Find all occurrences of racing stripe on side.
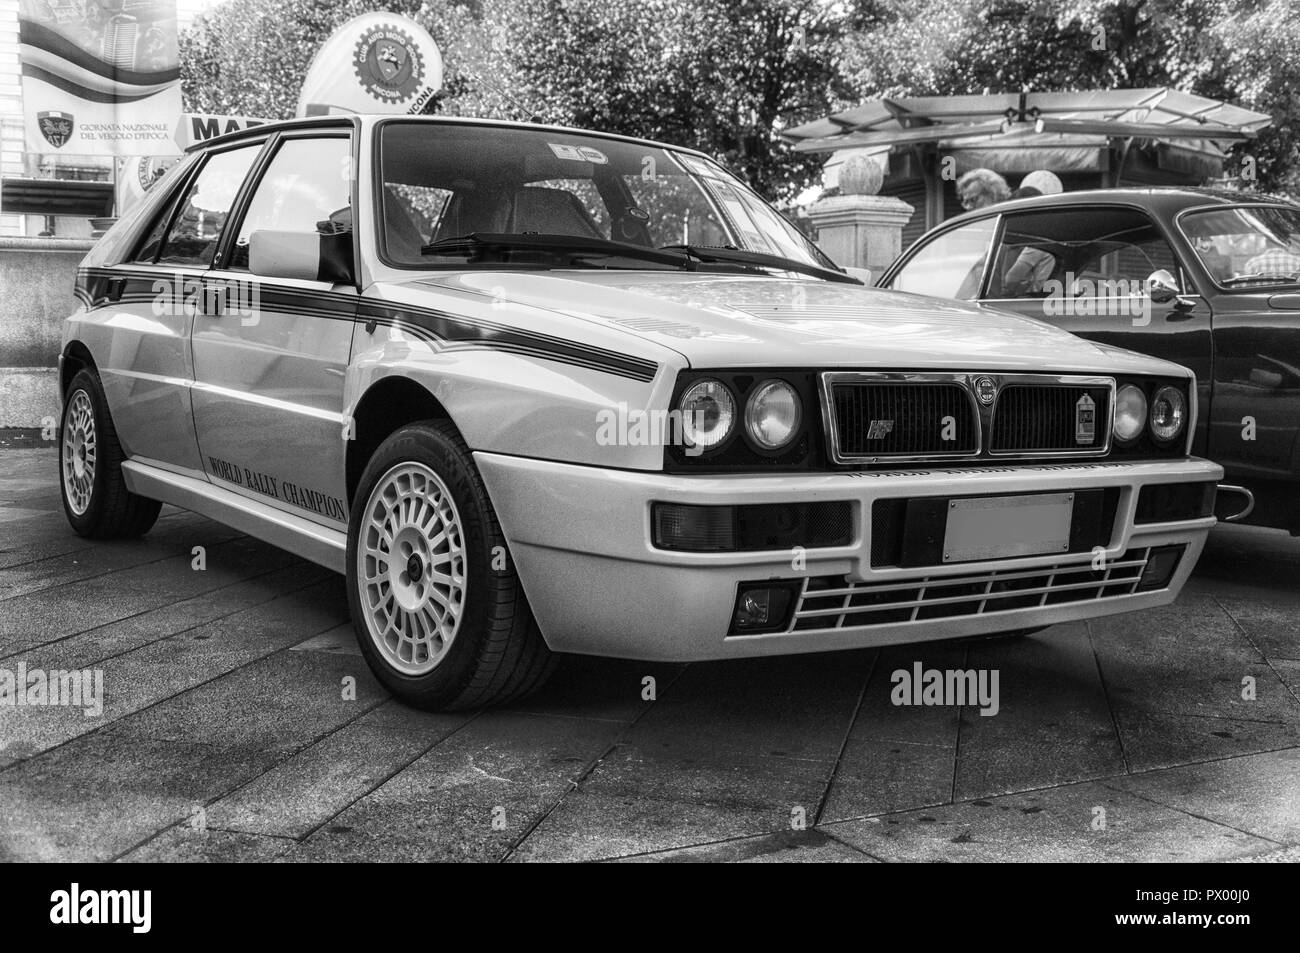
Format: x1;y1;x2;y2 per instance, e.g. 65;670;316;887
355;300;660;382
76;267;660;382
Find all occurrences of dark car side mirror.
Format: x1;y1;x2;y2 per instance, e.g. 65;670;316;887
1147;269;1198;315
1146;269;1181;304
1144;269;1185;302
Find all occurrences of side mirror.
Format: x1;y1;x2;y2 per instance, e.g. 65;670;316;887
843;266;874;285
248;229;354;284
1146;269;1181;304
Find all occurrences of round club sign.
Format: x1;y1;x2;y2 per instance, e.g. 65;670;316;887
297;13;443;117
353;24;425;106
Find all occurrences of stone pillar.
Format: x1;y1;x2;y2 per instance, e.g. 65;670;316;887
0;237;94;428
807;194;915;282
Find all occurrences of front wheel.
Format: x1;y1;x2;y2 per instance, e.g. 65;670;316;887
346;421;554;710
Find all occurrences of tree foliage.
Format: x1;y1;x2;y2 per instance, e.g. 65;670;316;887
179;0;1299;198
487;0;849;199
179;0;479;120
839;0;1298;193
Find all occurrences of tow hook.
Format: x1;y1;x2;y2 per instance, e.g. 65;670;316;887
1215;484;1255;523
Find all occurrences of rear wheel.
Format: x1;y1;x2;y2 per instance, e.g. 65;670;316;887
346;421;554;709
59;368;161;539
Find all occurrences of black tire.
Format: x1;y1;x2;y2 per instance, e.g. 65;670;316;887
59;368;162;539
346;420;554;710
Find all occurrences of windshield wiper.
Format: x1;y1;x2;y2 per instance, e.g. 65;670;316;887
421;232;694;269
660;244;862;285
1221;273;1300;286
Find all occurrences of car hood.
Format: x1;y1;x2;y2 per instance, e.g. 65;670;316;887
393;270;1188;377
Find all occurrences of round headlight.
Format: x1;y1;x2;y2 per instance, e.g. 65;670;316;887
679;379;735;451
1150;385;1187;444
744;379;802;450
1114;384;1147;443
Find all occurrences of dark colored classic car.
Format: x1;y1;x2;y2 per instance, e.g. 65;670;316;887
879;188;1300;533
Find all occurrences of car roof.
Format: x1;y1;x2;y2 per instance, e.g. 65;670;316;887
187;114;715;162
941;186;1300;228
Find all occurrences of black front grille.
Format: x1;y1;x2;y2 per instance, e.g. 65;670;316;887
832;383;977;458
990;385;1110;453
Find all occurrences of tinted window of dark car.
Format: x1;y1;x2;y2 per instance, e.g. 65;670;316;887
988;207;1180;299
890;217;998;299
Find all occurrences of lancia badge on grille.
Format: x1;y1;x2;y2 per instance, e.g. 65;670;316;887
973;376;998;406
1076;393;1096;444
866;419;895;439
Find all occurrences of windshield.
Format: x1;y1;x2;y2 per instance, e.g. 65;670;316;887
1179;205;1300;288
377;121;829;273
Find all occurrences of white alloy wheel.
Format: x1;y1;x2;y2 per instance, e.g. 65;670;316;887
357;462;467;675
62;388;97;516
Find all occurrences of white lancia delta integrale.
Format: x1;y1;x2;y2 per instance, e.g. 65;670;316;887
57;116;1222;708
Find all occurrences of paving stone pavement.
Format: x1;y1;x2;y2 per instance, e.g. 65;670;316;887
1;446;1297;862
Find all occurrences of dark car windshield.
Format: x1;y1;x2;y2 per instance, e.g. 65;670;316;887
1179;205;1300;288
377;121;830;273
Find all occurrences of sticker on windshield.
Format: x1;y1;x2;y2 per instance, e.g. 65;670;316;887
677;154;722;179
548;143;608;164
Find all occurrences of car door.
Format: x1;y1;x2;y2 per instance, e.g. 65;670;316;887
1201;289;1300;482
1177;203;1300;484
886;216;1000;301
190;131;357;528
971;206;1213;455
91;144;262;477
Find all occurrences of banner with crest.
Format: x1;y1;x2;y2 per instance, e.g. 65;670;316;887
19;0;183;156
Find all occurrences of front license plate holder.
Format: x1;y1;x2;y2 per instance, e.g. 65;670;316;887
941;493;1074;563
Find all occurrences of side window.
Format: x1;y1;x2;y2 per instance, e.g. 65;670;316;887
124;159;193;264
228;136;353;270
1091;233;1180;285
156;145;261;267
132;198;177;263
890;218;997;300
990;208;1180;300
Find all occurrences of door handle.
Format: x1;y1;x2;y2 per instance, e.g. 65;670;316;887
202;283;228;317
105;276;126;302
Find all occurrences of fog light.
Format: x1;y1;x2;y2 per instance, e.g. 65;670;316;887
737;590;771;626
730;584;796;634
1137;545;1185;591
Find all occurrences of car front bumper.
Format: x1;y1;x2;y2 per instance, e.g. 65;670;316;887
475;452;1223;661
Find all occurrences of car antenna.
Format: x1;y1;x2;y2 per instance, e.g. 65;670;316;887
466;75;551;125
